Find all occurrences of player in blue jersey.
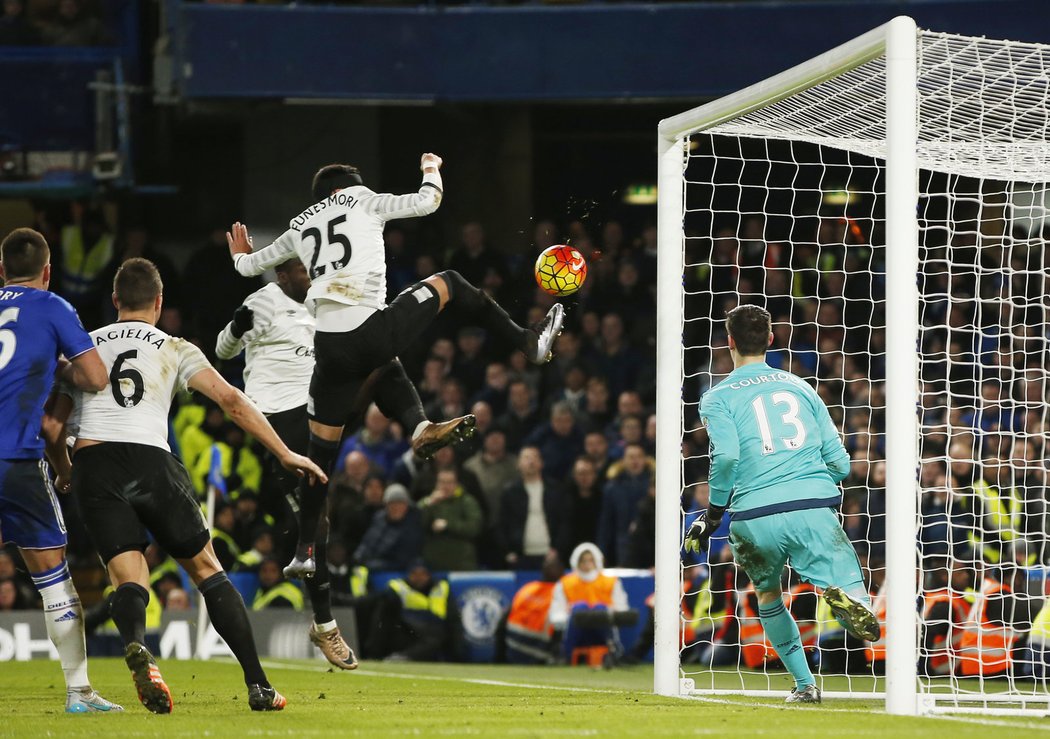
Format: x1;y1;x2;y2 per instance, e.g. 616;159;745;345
685;304;879;704
0;227;121;713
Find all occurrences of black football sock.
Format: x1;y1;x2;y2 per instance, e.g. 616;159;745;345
305;522;334;625
199;572;268;687
296;435;338;560
372;359;428;432
110;582;149;646
438;270;529;352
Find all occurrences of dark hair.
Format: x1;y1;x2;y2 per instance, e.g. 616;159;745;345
114;257;163;310
311;164;363;201
726;304;771;356
1;228;49;281
274;257;302;274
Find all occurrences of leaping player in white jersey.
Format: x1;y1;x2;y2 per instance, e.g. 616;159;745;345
215;257;357;670
53;258;327;714
227;153;564;579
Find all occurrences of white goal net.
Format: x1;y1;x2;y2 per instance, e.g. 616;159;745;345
654;17;1050;716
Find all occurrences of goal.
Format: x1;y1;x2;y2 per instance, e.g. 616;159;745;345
654;16;1050;716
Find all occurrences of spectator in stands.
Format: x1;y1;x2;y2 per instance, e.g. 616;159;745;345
328;450;379;548
544;363;588;420
464;429;517;525
235;528;275;572
449;221;506;297
583;430;611;480
598;444;651;567
211;502;241;571
252;558;304;611
549;542;631;665
366;562;459;662
191;422;262;499
0;549;36;607
472;362;510;416
0;0;40;45
608;414;644;462
419;468;483;571
164;589;191;612
588;315;646;395
557;457;603;562
452;327;488;397
498;379;538;452
543;331;584;396
354;484;424;572
524;401;584;481
336;404;408;478
0;578;25;610
425;377;468;424
42;0;111;46
626;479;656;568
106;224;183;317
56;203;113;328
501;446;561;569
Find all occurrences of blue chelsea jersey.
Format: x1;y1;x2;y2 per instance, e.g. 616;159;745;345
0;286;93;460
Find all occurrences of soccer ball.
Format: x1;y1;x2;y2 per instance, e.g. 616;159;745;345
534;245;587;297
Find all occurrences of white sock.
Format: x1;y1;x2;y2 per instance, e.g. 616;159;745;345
314;619;338;633
412;421;429;440
32;561;89;690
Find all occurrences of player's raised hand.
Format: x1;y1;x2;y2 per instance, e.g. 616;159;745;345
281;452;328;486
420;153;443;172
226;222;253;258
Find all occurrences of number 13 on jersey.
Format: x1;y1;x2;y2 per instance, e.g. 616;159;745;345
751;391;807;454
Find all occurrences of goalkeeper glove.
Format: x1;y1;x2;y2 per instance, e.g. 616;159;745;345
231;305;254;338
684;505;725;555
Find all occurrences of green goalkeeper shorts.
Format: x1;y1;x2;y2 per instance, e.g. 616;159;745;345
728;507;865;594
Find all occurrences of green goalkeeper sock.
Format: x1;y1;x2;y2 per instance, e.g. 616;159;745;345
759;600;814;690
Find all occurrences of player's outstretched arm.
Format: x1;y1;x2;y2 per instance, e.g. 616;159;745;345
363;152;444;222
227;222;298;277
187;367;328;485
58;349;107;392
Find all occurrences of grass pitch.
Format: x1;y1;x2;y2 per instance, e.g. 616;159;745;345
3;658;1049;737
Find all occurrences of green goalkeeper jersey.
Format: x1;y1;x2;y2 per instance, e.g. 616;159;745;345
699;361;850;521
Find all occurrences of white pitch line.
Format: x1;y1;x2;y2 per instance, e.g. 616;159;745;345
259;660;1050;732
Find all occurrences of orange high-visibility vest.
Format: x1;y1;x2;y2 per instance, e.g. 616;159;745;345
740;584;818;668
923;587;969;675
507;581;556;639
957;578;1017;677
560;572;617;608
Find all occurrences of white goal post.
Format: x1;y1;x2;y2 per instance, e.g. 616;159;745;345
655;15;1050;717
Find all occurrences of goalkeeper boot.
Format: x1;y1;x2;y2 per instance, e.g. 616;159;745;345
284;551;317;580
785;684;821;704
309;623;359;670
124;642;173;714
411;415;476;460
526;303;565;364
65;687;124;713
822;586;881;642
248;684;287;712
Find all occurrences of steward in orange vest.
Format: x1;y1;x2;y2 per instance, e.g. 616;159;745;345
549;543;629;662
918;564;972;677
504;556;565;664
957;568;1038;677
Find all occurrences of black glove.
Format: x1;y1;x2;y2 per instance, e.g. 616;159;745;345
684;505;725;555
230;305;254;338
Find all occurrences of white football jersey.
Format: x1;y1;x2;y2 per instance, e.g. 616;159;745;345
233;171;442;318
215;282;314;415
67;321;212;452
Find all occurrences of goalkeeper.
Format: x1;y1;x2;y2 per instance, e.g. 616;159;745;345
685;304;879;704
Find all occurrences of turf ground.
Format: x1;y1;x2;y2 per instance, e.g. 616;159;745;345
4;658;1050;737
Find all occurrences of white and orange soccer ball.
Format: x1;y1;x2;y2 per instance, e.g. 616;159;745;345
534;245;587;297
